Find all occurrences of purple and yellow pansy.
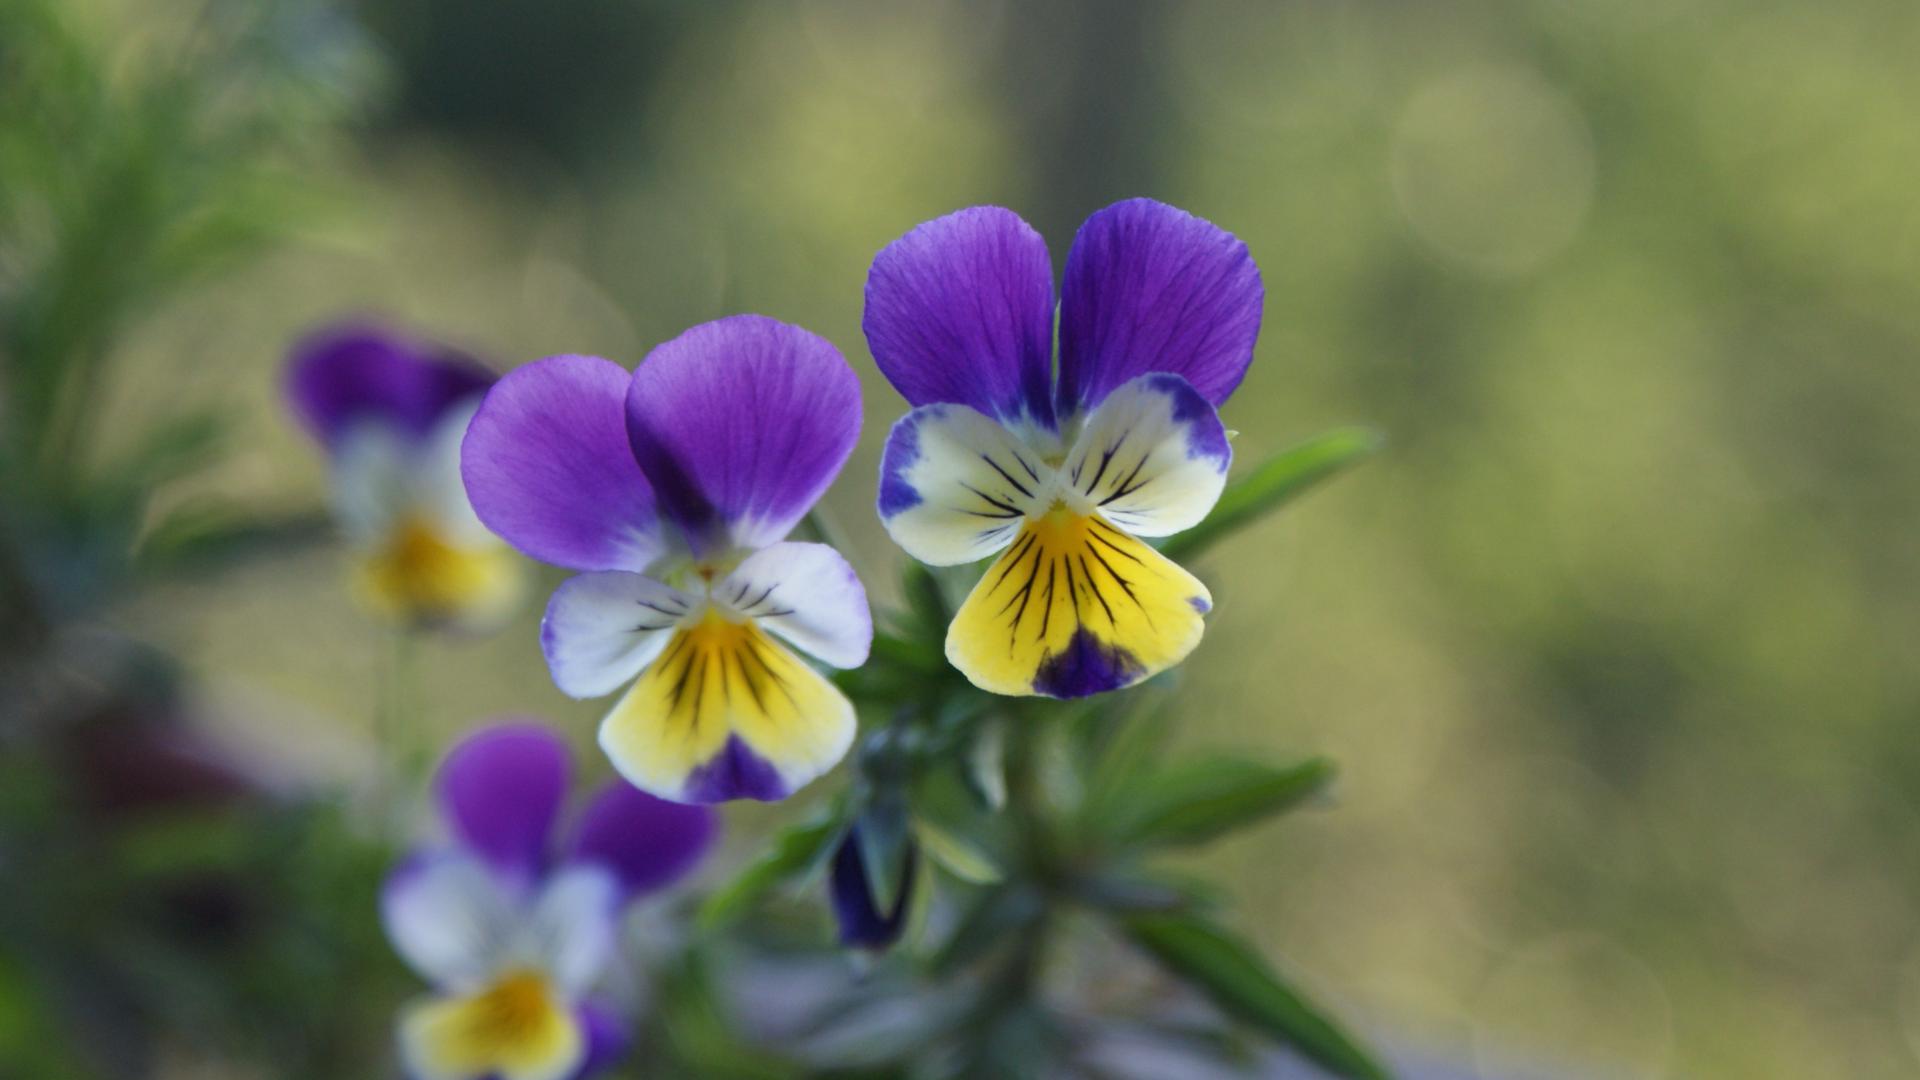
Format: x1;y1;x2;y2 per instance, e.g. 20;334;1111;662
286;322;522;628
867;198;1263;699
382;722;715;1080
461;316;872;805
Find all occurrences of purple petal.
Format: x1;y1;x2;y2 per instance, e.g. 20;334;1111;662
624;316;861;556
462;355;665;573
285;321;493;448
1055;199;1264;417
573;1000;634;1078
565;780;718;898
863;206;1057;429
435;722;571;881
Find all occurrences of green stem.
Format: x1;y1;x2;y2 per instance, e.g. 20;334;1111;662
372;626;421;836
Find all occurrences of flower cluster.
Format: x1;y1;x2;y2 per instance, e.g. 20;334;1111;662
286;323;522;629
382;723;715;1080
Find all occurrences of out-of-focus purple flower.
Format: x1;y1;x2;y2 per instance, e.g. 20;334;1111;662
866;200;1262;699
828;826;918;951
381;721;716;1080
461;316;871;805
285;321;522;629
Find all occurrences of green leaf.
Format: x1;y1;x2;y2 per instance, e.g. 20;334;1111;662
1103;756;1336;850
1160;427;1382;563
913;816;1003;884
696;813;842;932
1122;913;1390;1080
932;883;1045;976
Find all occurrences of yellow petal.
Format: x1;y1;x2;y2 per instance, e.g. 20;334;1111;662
353;516;520;628
399;971;584;1080
946;510;1211;698
599;612;855;802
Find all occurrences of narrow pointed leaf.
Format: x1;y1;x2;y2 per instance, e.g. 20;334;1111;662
1103;756;1336;850
913;816;1004;884
1122;913;1389;1080
1160;427;1382;562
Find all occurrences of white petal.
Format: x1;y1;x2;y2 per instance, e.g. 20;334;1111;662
518;865;620;997
1061;373;1231;537
876;403;1051;565
330;419;412;546
542;572;696;699
715;542;871;669
381;852;515;990
409;398;492;545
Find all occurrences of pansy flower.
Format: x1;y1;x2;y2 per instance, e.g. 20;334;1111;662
286;322;522;628
462;315;871;804
867;199;1261;698
382;722;716;1080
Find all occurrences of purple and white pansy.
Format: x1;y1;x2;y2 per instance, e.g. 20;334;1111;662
461;315;872;805
382;722;715;1080
286;322;522;629
867;199;1262;699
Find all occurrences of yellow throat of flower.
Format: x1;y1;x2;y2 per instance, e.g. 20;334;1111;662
402;969;585;1080
354;516;516;627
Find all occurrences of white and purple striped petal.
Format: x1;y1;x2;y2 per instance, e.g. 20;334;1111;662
286;322;493;450
436;723;571;883
462;355;666;574
714;542;872;669
876;403;1048;566
541;572;695;699
1062;373;1232;537
863;206;1057;430
1055;199;1263;418
564;780;718;898
624;316;861;557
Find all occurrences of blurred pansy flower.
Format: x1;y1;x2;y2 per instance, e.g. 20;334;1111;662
462;316;871;804
867;199;1261;698
383;722;716;1080
286;322;522;628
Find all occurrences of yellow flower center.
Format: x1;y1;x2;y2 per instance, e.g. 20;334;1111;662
354;516;516;626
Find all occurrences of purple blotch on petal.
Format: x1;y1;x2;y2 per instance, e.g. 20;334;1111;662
1189;596;1212;615
680;736;788;804
436;722;571;881
286;321;494;448
1031;628;1144;699
461;354;663;573
876;408;932;518
864;206;1057;429
625;315;861;556
1148;372;1232;468
566;780;717;898
573;999;634;1078
1056;199;1264;417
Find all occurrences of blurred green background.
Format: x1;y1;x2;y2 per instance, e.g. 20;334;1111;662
23;0;1920;1075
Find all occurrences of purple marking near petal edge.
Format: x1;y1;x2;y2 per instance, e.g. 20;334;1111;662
625;316;861;556
1031;628;1144;699
1056;199;1264;417
435;722;571;881
285;321;494;448
863;206;1057;429
1147;373;1232;467
680;736;788;804
565;780;717;898
1189;596;1212;614
876;408;930;518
